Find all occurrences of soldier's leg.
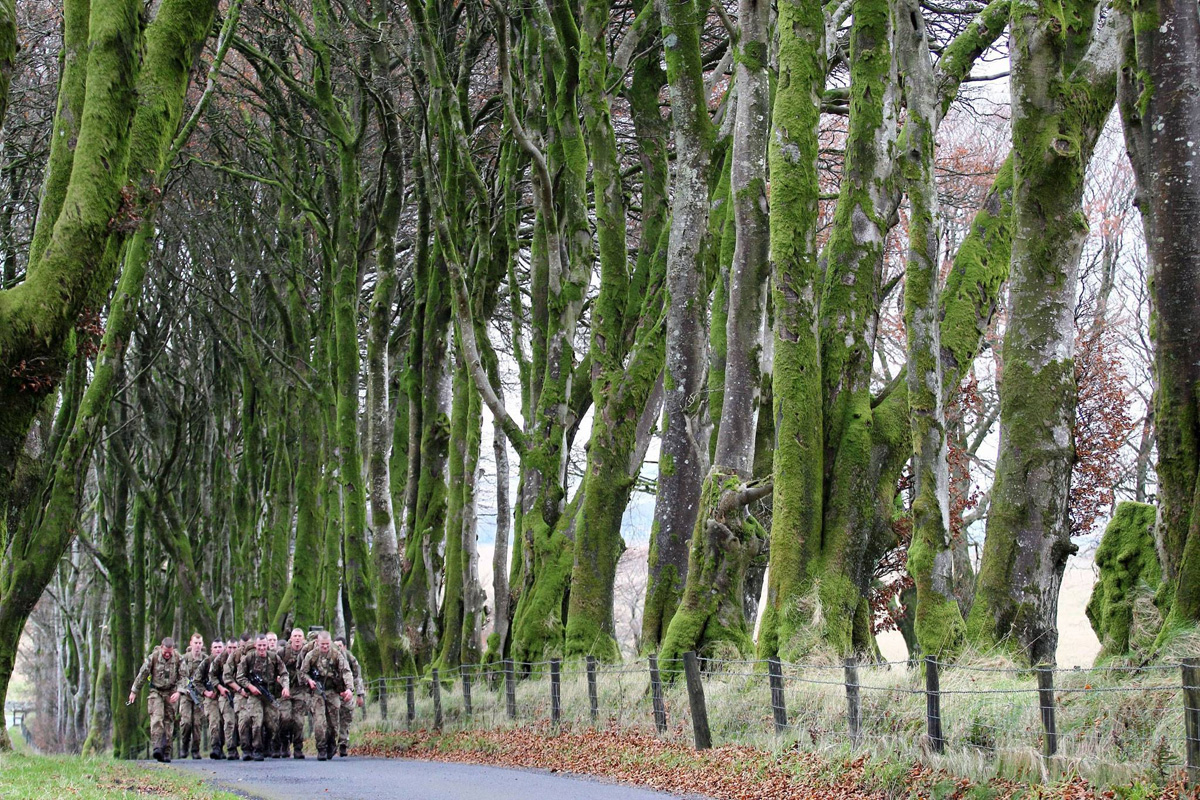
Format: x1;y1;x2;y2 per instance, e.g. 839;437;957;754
309;695;330;760
179;696;193;758
289;697;307;757
325;693;343;758
222;695;238;758
191;697;204;757
238;695;255;760
205;697;224;758
162;692;177;761
265;701;281;757
148;692;166;760
338;700;351;756
248;697;266;759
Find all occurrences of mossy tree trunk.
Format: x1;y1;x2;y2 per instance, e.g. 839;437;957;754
659;0;771;661
968;5;1127;665
644;0;716;656
1119;0;1200;633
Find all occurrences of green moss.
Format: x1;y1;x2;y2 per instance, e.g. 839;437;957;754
1086;502;1161;658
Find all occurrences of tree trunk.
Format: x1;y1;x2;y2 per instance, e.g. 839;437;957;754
1119;0;1200;632
968;7;1126;665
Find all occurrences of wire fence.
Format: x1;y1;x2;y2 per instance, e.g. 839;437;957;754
356;654;1200;787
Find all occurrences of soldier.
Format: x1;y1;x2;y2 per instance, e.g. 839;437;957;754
334;636;365;758
222;632;253;760
300;631;354;761
177;632;206;760
263;631;282;757
278;628;310;758
128;636;183;762
199;639;228;759
237;633;291;761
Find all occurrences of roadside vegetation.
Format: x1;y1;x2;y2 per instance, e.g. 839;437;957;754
0;752;237;799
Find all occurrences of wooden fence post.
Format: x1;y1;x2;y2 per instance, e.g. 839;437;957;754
505;659;517;720
649;654;668;733
550;659;562;728
405;675;416;730
586;655;599;723
925;656;944;754
461;665;473;718
845;655;861;748
431;668;443;731
683;651;712;750
1182;657;1200;787
768;656;788;733
1036;664;1057;760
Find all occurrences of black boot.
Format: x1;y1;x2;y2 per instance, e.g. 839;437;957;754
293;741;305;759
254;749;265;762
316;746;328;762
338;743;347;758
210;746;223;760
152;746;164;762
161;738;172;763
242;748;254;761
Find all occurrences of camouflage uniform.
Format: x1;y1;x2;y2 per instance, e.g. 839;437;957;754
299;646;353;761
237;648;290;760
130;646;183;760
336;645;365;757
210;648;239;758
279;643;310;757
177;648;207;758
222;641;253;759
196;653;228;759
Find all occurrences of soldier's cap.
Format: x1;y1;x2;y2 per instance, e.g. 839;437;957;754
161;636;175;649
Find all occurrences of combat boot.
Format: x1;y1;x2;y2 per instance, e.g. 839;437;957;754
160;738;172;763
152;745;164;762
339;743;347;758
316;747;328;762
210;746;223;760
254;749;265;762
293;742;305;759
241;749;254;761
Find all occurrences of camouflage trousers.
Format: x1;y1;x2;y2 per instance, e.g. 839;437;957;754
178;693;204;753
204;693;230;751
231;692;247;753
279;692;308;746
337;697;361;748
146;689;177;750
241;693;280;753
308;691;343;753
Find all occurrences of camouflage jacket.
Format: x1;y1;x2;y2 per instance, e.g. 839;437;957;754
222;641;253;690
280;645;309;695
179;649;206;684
299;648;353;693
237;650;290;696
131;646;183;694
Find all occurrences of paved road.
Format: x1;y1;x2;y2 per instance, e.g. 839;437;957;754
163;756;688;800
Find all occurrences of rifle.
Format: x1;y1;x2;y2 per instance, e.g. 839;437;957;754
249;671;279;706
308;669;327;697
185;679;202;706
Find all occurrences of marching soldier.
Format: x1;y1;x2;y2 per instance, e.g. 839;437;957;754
334;636;365;758
222;632;253;760
177;632;207;760
300;631;354;761
263;631;282;756
199;639;228;759
128;637;183;763
279;628;310;758
236;633;290;761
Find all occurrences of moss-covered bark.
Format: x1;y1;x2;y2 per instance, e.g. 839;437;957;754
1086;502;1161;658
967;4;1126;665
1119;0;1200;635
757;0;825;660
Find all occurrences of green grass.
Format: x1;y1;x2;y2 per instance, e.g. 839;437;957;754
0;753;241;799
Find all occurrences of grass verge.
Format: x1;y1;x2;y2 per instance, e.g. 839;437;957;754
0;752;241;799
353;724;1197;800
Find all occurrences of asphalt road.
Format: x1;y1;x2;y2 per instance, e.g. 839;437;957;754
163;756;688;800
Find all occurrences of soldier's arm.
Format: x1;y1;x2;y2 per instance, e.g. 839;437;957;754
129;650;155;695
337;652;354;691
236;654;253;690
299;651;315;681
272;653;290;693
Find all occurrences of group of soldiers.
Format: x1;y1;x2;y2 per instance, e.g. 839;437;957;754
128;627;364;763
